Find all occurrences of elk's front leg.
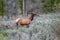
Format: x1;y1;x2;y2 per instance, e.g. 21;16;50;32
26;24;29;28
17;22;20;29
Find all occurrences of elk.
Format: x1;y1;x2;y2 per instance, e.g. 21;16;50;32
16;12;36;29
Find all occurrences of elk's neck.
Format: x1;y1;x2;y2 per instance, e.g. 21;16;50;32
31;14;35;21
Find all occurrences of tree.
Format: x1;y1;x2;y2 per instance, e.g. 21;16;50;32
15;0;27;16
22;0;27;17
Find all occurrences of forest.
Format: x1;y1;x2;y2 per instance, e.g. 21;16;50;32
0;0;60;16
0;0;60;40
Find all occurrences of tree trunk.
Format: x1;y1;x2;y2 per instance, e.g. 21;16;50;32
22;0;27;17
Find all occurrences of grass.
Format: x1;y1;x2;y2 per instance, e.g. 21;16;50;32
0;30;8;40
0;34;8;40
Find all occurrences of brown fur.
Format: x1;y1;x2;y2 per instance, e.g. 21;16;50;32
16;12;36;29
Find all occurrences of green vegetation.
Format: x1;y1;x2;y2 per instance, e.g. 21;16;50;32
0;34;8;40
0;0;60;15
27;10;32;14
0;30;8;40
17;0;22;10
44;0;60;13
0;0;5;16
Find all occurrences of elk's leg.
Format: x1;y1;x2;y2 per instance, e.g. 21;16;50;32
26;24;29;28
16;22;18;29
17;22;20;29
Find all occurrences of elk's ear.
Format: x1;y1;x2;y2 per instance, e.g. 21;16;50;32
32;11;35;14
32;12;36;15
